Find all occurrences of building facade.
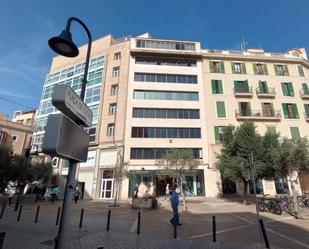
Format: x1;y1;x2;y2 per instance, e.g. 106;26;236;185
32;33;309;200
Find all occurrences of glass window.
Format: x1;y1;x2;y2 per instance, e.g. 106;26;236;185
112;67;120;77
90;105;99;124
85;86;101;104
111;84;118;95
107;123;115;136
114;52;121;60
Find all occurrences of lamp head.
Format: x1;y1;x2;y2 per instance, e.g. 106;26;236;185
48;30;79;57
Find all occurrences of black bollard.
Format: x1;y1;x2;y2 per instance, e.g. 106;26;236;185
259;219;270;249
173;223;177;239
0;204;5;219
17;205;23;222
34;205;40;223
14;195;20;212
212;216;216;243
55;207;61;226
97;247;104;249
106;210;111;232
137;212;141;235
0;232;6;249
79;208;84;228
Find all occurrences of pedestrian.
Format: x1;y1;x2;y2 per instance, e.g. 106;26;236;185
51;185;59;204
6;187;15;207
165;183;170;201
74;186;80;204
170;187;182;226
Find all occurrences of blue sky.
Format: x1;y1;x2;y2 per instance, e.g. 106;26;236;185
1;0;309;117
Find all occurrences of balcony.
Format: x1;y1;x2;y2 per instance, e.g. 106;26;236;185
299;89;309;100
234;87;253;97
256;87;276;98
235;109;281;121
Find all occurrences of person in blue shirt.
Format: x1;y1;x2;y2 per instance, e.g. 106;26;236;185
170;187;182;226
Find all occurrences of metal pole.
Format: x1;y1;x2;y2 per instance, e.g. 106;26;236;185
17;205;23;222
54;161;78;249
0;204;5;219
0;232;6;249
55;207;61;226
106;210;111;232
137;212;141;235
79;208;84;228
173;223;177;239
34;205;40;223
259;219;270;248
212;216;216;243
249;152;263;243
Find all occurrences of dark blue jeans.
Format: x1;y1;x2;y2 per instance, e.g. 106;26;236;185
172;205;179;225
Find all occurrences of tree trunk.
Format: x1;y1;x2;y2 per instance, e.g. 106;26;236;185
289;175;300;218
113;180;119;206
179;177;187;210
243;180;248;196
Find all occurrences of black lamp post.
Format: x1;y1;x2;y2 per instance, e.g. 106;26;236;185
48;17;92;249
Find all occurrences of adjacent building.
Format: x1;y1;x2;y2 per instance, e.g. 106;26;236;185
32;33;309;200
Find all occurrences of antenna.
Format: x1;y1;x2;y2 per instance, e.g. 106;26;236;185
240;36;248;51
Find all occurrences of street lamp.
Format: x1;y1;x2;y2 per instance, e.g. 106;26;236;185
48;17;92;249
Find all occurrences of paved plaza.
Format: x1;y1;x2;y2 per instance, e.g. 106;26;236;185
0;197;309;249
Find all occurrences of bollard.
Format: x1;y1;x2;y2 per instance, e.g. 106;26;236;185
212;216;216;243
14;195;20;212
0;232;6;249
17;205;23;222
137;212;141;235
0;204;5;219
79;208;84;228
259;219;270;249
97;247;104;249
173;223;177;239
34;205;40;223
55;207;61;226
106;210;111;232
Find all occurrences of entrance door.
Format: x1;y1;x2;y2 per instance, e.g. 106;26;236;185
100;179;114;199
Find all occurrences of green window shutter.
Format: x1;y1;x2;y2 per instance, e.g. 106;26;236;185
209;62;214;73
214;126;220;144
241;63;247;74
282;104;289;118
304;104;309;117
302;83;309;94
253;64;258;75
244;80;249;92
218;80;223;94
281;83;288;96
266;126;276;134
216;101;226;118
263;64;268;75
211;80;217;94
231;63;236;74
298;66;305;77
234;81;239;92
284;65;289;76
220;62;225;73
288;82;294;96
274;65;279;76
293;104;299;118
264;81;269;92
290;127;301;141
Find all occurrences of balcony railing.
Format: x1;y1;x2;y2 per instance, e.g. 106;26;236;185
299;89;309;99
256;87;276;98
233;87;253;97
235;109;281;121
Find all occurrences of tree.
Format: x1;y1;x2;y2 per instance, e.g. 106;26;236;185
274;137;309;218
216;122;268;195
0;144;12;193
113;147;128;206
156;148;200;210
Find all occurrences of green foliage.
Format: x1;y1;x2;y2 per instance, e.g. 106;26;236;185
0;144;12;192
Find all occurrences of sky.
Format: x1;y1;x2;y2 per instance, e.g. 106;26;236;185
1;0;309;117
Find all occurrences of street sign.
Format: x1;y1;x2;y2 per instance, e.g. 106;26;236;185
42;113;89;162
52;85;93;127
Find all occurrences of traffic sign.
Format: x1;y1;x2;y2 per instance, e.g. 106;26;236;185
52;85;93;127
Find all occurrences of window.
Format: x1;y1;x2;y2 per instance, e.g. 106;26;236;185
275;64;289;76
282;103;299;119
258;81;269;94
290;127;301;141
107;123;115;136
132;108;200;119
232;62;246;74
109;103;117;115
302;83;309;95
234;80;249;93
85;126;96;142
239;102;251;116
131;127;201;138
210;61;225;73
214;126;226;144
90;105;99;124
12;135;18;142
134;73;197;84
111;84;119;95
281;82;294;96
136;40;196;51
0;131;8;144
26;119;32;125
88;69;103;86
262;103;274;117
216;101;226;118
112;67;120;77
135;57;196;67
114;52;121;60
266;126;276;134
211;80;223;94
253;63;268;75
130;148;202;159
85;86;100;104
298;65;305;77
133;90;198;101
305;104;309;118
40;101;54;115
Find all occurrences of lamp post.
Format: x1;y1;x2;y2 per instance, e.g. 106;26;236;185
48;17;92;249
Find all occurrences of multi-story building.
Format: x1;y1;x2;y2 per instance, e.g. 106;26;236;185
0;111;34;155
32;32;309;200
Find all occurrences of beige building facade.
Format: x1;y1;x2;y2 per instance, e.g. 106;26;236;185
32;33;309;200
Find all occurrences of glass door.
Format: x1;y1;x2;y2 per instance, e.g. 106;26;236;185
100;179;114;199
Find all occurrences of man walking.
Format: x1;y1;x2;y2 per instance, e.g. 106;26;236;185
170;187;182;226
